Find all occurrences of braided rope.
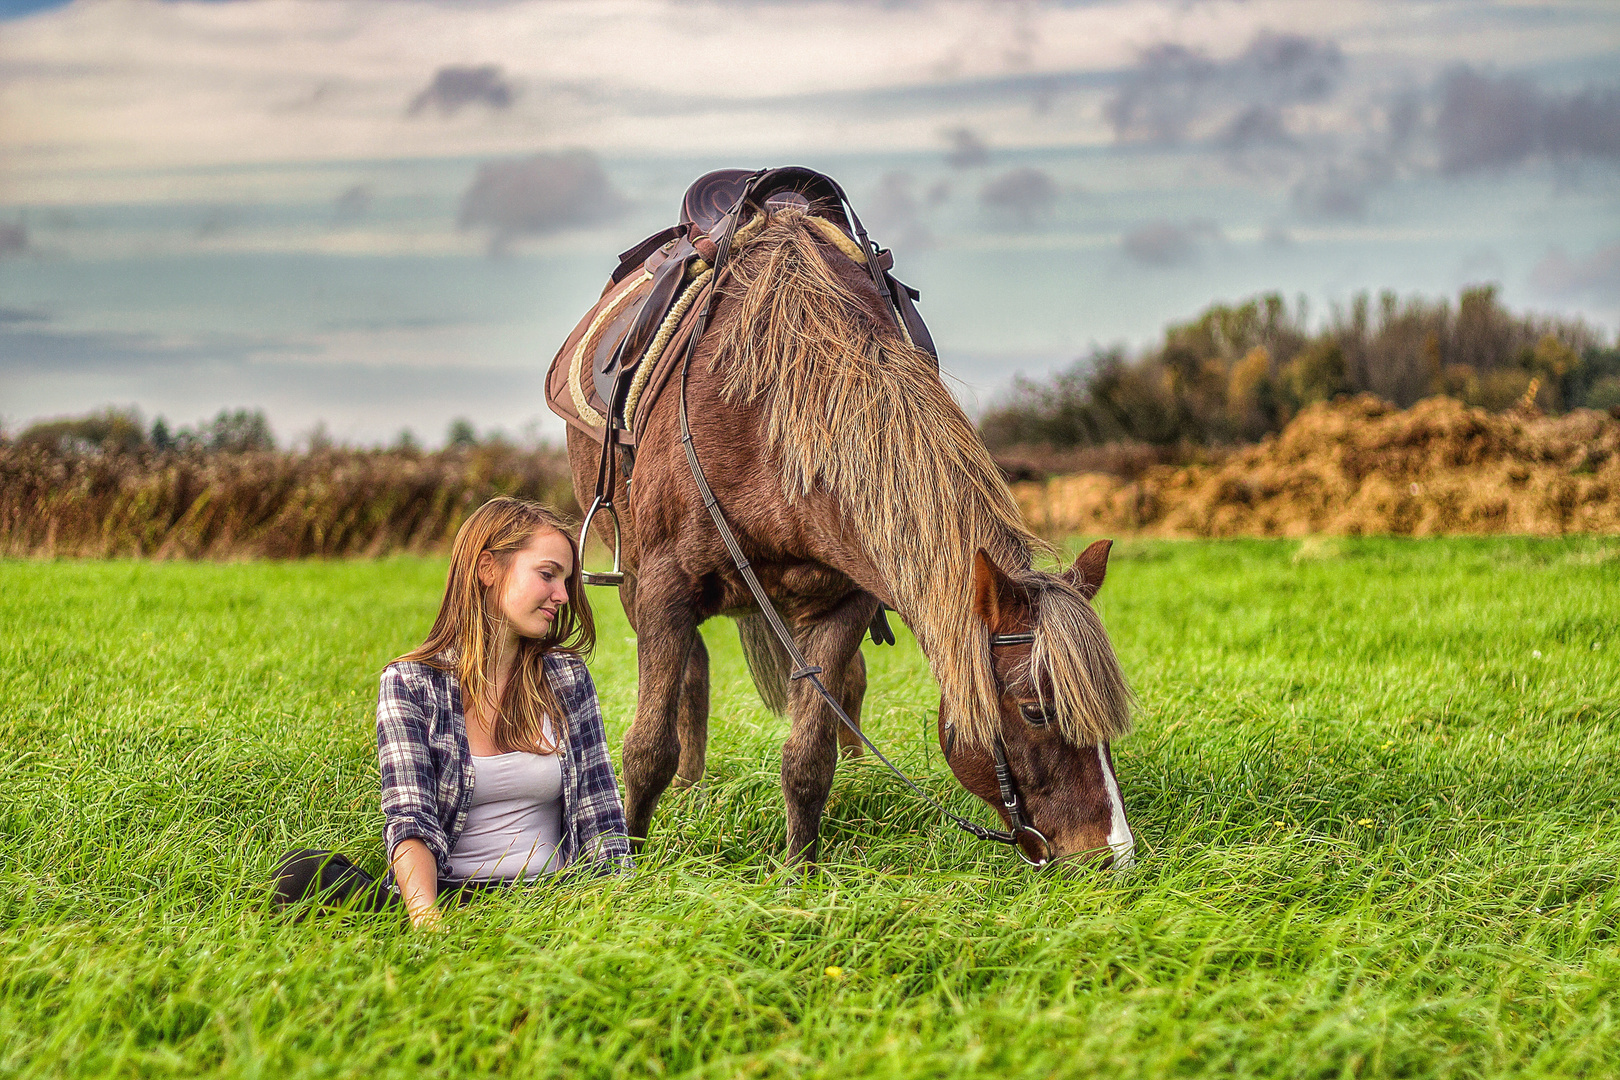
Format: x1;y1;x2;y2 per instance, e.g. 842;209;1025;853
803;214;867;264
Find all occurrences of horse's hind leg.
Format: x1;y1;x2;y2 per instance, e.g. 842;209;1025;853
835;649;866;758
620;570;697;848
674;633;710;786
781;593;879;865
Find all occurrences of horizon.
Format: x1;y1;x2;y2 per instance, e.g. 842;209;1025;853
4;277;1612;452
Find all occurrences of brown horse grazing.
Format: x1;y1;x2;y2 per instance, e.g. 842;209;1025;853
567;207;1135;869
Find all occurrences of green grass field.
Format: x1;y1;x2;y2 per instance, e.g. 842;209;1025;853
3;537;1617;1078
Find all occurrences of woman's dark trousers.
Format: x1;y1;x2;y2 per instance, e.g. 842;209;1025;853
272;848;503;919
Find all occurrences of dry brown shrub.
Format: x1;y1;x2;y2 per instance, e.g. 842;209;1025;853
992;441;1226;483
1016;395;1620;537
0;444;578;558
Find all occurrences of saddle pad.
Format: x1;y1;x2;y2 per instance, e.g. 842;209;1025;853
544;267;713;447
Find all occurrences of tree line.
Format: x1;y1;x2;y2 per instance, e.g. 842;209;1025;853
980;286;1620;453
6;408;509;456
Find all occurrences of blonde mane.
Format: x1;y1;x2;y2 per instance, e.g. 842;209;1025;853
710;211;1131;747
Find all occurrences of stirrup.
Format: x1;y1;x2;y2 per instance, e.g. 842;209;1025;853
578;496;625;587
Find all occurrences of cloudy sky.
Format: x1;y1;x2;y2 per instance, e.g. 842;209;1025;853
2;0;1617;445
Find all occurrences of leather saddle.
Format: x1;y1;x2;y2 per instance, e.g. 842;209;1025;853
545;166;935;445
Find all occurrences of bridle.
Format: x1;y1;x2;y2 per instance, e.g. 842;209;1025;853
592;171;1057;867
952;631;1056;868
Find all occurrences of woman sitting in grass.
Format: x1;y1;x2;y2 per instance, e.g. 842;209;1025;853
274;496;632;926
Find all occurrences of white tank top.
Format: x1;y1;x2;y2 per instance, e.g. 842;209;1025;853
446;725;564;881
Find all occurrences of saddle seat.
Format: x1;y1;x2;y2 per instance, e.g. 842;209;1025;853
544;166;934;446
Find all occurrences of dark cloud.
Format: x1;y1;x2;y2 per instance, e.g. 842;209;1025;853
196;207;236;238
1436;66;1620;174
1106;32;1342;144
1105;43;1215;144
407;65;514;117
0;306;47;324
1385;90;1423;155
979;167;1057;224
1435;68;1542;175
1284;93;1415;220
943;126;989;168
1262;224;1293;249
333;184;372;223
866;171;934;252
457;151;627;254
0;220;28;256
0;326;274;376
1544;84;1620;159
275;79;342;114
1529;242;1620;300
1121;219;1220;268
1291;163;1373;220
1232;31;1343;103
1218;105;1295;152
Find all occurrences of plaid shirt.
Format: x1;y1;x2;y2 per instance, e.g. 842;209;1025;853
376;652;633;879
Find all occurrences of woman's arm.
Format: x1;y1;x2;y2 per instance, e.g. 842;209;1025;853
377;665;455;912
390;838;441;928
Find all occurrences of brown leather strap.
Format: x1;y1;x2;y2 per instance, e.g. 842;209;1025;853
611;225;685;284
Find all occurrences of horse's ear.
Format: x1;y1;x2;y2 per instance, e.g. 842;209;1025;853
1064;539;1113;600
972;549;1025;633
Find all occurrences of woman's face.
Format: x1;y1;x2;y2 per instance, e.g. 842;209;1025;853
482;528;573;639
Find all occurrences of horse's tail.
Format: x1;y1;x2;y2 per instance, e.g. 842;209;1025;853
736;613;790;715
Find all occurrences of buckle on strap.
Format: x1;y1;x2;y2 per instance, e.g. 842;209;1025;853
990;632;1034;646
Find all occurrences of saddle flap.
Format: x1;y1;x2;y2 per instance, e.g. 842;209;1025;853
593;240;702;416
588;280;651;414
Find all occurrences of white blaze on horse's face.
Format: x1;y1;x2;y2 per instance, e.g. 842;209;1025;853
1099;743;1135;871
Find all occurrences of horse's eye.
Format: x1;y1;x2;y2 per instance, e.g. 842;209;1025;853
1019;702;1050;726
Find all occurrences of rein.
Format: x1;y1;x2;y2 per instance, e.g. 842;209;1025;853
668;174;1053;867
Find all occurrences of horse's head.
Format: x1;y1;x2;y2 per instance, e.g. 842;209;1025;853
938;540;1135;870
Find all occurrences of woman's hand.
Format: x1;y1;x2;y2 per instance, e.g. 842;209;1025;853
390;838;442;929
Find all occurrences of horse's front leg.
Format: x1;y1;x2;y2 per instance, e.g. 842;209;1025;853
620;566;698;848
780;592;880;866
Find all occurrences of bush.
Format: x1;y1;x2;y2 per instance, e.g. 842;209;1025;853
0;442;579;559
982;286;1611;453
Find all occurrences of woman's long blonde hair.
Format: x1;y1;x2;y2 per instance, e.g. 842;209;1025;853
397;497;595;754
